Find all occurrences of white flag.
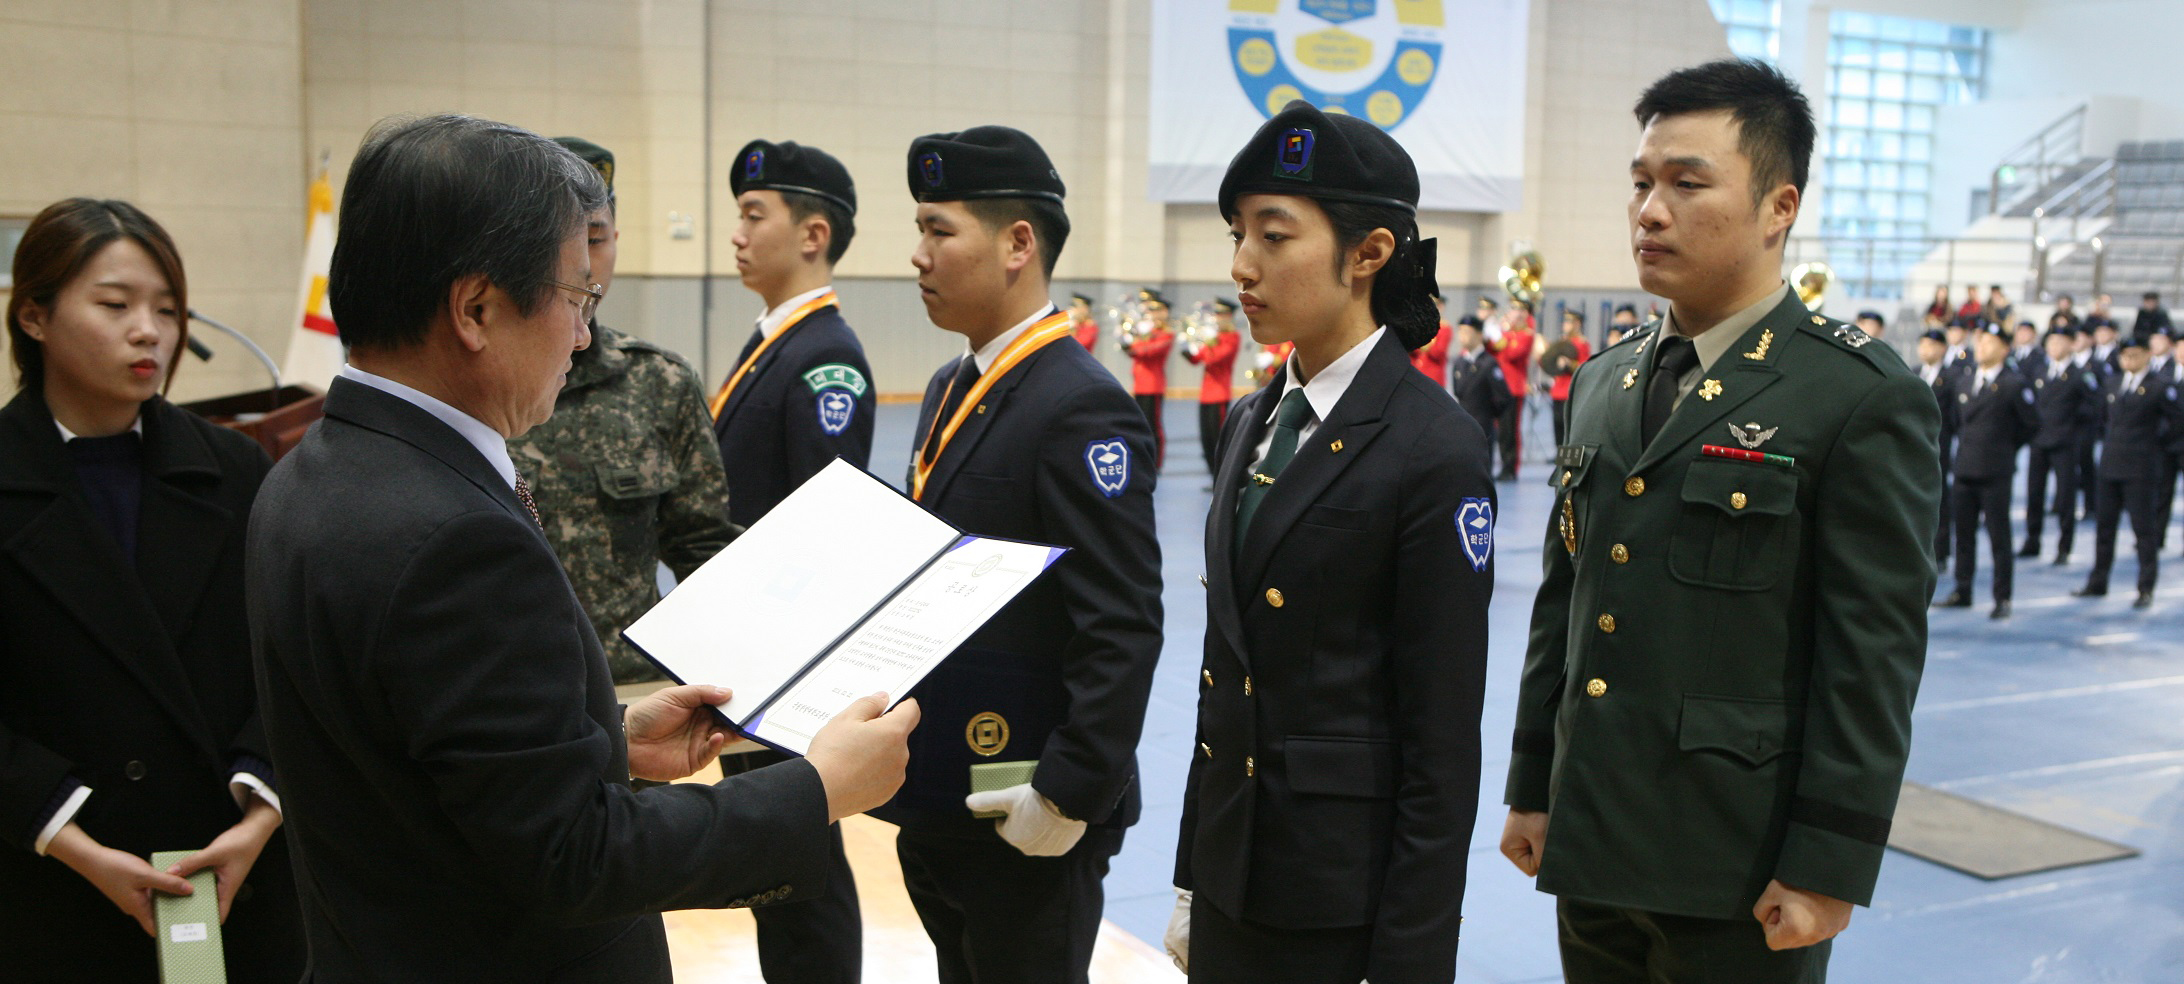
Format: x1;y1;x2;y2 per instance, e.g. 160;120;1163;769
281;167;342;392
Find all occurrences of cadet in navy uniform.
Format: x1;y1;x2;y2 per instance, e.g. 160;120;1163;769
1451;315;1513;431
884;126;1163;984
2021;326;2099;563
1914;328;1954;566
707;139;870;984
711;139;876;530
1934;320;2036;618
1163;102;1494;984
2074;332;2184;607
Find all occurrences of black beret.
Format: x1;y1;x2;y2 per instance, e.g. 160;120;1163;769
1457;314;1484;328
2046;324;2079;339
2120;331;2149;349
1920;328;1948;344
732;139;855;215
552;137;614;191
1970;318;2007;339
1138;287;1169;309
1856;309;1885;325
1218;100;1418;218
1070;292;1094;305
906;126;1064;204
1212;298;1237;314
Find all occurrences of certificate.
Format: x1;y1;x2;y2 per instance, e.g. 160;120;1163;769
623;459;1065;755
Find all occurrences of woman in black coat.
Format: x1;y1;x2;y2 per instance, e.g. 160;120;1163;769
0;198;301;980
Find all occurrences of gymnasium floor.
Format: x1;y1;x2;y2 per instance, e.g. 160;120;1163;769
668;397;2184;983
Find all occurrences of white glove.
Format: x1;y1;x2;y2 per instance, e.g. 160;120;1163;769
963;782;1086;857
1485;321;1505;343
1164;886;1191;973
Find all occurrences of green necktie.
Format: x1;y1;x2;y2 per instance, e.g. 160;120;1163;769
1234;388;1314;557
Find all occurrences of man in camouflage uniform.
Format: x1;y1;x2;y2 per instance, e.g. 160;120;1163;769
509;137;735;684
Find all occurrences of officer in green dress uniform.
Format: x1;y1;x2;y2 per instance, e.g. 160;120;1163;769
508;137;735;685
1500;61;1941;984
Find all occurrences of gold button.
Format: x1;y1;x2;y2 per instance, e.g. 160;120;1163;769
1202;669;1214;688
1597;613;1616;633
1244;676;1253;696
1201;742;1212;758
1561;472;1571;487
1624;477;1645;497
1611;543;1630;564
1586;678;1608;698
1245;756;1256;777
1265;588;1285;608
1198;573;1208;587
1731;491;1748;510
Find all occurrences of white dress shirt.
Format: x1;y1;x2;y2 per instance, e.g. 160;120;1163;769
1248;327;1385;472
969;304;1060;374
756;284;835;341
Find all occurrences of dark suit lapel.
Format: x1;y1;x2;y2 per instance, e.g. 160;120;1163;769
1234;332;1399;590
920;344;1045;504
324;378;535;532
716;315;817;430
0;397;222;758
1205;385;1273;665
1632;297;1798;476
1596;329;1654;462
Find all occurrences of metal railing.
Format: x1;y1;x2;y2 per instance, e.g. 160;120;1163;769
1785;235;2030;301
2032;234;2184;301
1987;104;2089;217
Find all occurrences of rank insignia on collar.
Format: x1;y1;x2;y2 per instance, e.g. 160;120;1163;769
1834;325;1874;348
1622;367;1639;389
1727;421;1778;449
1811;315;1826;326
1744;329;1774;360
1699;378;1724;401
1634;337;1650;357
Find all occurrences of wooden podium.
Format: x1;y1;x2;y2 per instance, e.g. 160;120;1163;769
179;385;326;462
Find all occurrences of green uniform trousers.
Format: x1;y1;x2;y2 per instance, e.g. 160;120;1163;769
1558;897;1829;984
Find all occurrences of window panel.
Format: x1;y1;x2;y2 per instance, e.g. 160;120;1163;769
1837;68;1871;97
1875;72;1907;100
1874;102;1905;130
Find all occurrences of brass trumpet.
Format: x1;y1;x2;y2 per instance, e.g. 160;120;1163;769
1791;261;1834;312
1109;297;1151;350
1500;246;1544;306
1181;301;1221;357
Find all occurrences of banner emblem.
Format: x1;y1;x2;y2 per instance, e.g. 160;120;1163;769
816;391;855;436
1457;497;1493;572
919;151;945;190
1227;0;1445;129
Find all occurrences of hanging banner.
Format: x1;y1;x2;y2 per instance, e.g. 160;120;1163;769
1149;0;1530;213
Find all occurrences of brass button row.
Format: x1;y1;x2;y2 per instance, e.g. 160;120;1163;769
1585;678;1608;698
1597;613;1616;634
1624;477;1646;497
1610;543;1630;564
1266;588;1285;608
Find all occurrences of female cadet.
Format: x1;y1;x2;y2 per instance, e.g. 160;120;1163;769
1166;102;1496;984
0;199;302;979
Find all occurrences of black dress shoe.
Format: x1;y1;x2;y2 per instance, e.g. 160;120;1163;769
2073;584;2107;598
2017;543;2040;558
1933;590;1973;608
2135;591;2155;610
2052;553;2072;566
1990;601;2011;619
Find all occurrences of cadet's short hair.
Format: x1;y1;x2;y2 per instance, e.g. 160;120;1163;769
778;190;855;266
1634;59;1814;207
330;114;608;352
962;197;1069;279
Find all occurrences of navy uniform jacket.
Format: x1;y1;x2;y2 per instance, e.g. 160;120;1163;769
1176;331;1493;983
1450;349;1511;431
249;379;830;982
1507;295;1941;919
1945;366;2037;482
2031;362;2101;450
2099;372;2183;481
712;304;876;529
0;392;300;978
877;323;1163;841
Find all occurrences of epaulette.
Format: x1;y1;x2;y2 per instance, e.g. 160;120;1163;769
1796;310;1904;374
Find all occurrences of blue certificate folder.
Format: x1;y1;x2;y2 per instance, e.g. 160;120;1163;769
625;458;1065;757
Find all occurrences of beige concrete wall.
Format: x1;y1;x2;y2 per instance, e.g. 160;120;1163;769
1;0;306;404
5;0;1734;404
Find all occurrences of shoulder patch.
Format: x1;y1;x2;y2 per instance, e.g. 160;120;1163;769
816;390;856;435
1085;438;1130;498
1457;498;1494;572
802;363;868;396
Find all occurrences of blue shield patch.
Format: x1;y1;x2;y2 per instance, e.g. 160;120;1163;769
743;149;764;180
816;391;855;436
1085;439;1130;498
919;151;945;190
1457;498;1493;572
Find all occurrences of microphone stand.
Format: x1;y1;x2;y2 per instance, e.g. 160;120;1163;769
187;309;284;413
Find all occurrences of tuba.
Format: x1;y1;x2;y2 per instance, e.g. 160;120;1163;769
1790;261;1834;312
1181;301;1220;356
1499;246;1544;306
1109;297;1151;350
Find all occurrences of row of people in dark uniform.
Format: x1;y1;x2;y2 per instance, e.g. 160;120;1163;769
1920;294;2184;617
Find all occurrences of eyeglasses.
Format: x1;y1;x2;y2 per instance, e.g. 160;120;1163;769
552;280;605;322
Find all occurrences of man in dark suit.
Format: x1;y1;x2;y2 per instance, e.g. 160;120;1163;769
711;137;873;984
2073;326;2112;531
1451;315;1512;430
1935;320;2037;618
2137;290;2173;342
713;139;876;530
2021;327;2099;562
887;125;1164;984
246;113;916;982
2073;333;2184;607
1914;328;1955;569
1502;61;1939;983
